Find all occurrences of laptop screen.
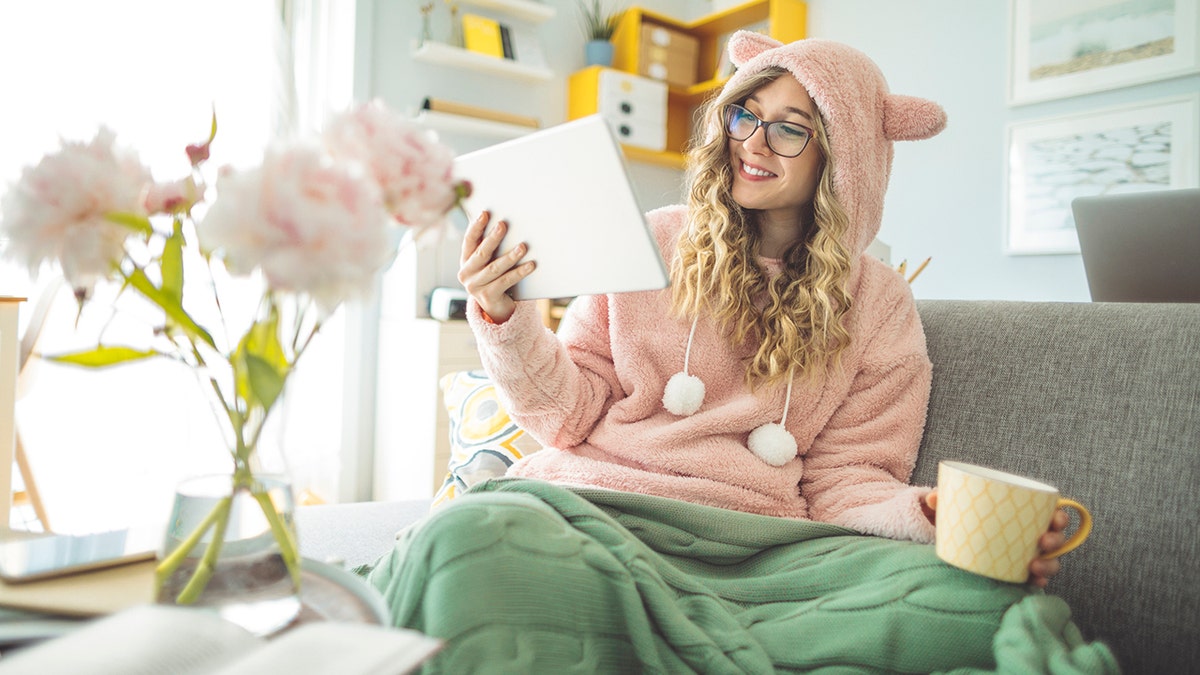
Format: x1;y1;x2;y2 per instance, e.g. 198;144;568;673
1071;188;1200;303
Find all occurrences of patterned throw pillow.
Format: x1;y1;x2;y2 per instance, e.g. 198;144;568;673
434;370;542;507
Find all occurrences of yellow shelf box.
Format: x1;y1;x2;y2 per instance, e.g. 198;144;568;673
583;0;807;168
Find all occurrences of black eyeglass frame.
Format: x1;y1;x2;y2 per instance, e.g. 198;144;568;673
722;103;815;158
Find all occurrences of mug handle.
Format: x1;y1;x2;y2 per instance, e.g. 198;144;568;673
1038;498;1093;560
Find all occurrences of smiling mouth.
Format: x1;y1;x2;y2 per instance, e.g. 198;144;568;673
740;160;776;178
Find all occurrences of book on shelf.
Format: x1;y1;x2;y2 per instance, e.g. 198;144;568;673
0;604;441;675
422;97;540;129
499;23;515;60
461;13;511;60
507;23;547;69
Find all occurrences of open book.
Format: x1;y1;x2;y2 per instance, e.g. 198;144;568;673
0;604;440;675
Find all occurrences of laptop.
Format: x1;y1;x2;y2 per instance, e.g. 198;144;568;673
1071;188;1200;303
453;115;669;301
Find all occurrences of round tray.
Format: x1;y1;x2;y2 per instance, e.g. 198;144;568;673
292;558;389;627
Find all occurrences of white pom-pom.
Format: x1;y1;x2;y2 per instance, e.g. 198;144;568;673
748;423;797;466
662;372;705;416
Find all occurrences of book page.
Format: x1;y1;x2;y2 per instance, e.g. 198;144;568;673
0;605;441;675
0;604;259;674
212;622;441;675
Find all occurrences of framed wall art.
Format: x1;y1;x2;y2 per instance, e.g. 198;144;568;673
1008;0;1200;105
1004;93;1199;255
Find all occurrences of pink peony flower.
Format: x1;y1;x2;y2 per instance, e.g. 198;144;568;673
323;100;459;235
197;142;395;309
186;140;211;167
144;176;204;215
0;127;152;291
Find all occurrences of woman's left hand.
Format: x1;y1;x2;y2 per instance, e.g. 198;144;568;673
921;491;1070;588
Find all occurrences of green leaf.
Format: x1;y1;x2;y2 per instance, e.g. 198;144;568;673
161;219;185;301
47;345;158;368
234;313;289;410
244;353;285;411
242;314;287;372
105;212;153;236
126;268;217;350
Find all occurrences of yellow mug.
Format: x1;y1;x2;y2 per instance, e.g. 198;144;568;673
935;461;1092;583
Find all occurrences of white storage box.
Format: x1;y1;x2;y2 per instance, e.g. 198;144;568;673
596;70;667;152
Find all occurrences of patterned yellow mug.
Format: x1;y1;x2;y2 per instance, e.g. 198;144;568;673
935;461;1092;583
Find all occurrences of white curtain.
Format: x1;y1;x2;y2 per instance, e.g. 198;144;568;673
281;0;359;135
272;0;378;505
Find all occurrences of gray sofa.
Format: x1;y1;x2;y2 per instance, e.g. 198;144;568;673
300;299;1200;674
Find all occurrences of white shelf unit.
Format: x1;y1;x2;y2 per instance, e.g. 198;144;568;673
374;318;482;501
415;110;535;141
412;41;554;82
375;238;484;501
458;0;555;24
377;0;555;501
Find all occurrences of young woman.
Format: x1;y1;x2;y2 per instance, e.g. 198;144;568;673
365;33;1112;673
459;35;1064;556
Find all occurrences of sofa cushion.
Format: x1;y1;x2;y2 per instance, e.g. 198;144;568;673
913;299;1200;675
434;370;542;507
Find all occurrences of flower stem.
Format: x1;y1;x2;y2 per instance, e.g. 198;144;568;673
154;495;232;597
253;489;302;588
154;476;300;606
174;499;232;605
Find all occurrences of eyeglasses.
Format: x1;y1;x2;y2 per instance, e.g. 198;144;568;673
722;104;815;158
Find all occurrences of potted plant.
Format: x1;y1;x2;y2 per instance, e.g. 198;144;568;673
578;0;623;67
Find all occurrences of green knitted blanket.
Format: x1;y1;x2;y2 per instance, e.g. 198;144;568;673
363;478;1117;674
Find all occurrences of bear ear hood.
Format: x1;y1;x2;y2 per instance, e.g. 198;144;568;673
722;32;947;257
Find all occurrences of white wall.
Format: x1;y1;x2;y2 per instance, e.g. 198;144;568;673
803;0;1199;301
360;0;1200;302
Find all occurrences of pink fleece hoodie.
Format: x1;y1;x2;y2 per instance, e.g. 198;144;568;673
466;33;947;543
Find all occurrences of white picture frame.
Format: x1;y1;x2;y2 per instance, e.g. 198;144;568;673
1004;93;1200;255
1008;0;1200;106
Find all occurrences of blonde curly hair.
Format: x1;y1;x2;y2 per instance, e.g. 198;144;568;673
670;67;854;389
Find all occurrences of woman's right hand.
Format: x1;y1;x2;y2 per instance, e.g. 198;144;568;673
457;210;536;323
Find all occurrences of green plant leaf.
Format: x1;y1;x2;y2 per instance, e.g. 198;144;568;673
578;0;622;40
235;313;289;411
126;268;217;350
244;353;285;412
47;345;159;368
161;219;185;301
105;211;153;236
243;314;287;372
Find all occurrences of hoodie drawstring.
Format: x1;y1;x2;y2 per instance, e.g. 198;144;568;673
662;316;799;466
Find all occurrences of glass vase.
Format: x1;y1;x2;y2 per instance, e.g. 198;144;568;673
447;5;464;47
418;7;434;46
155;474;302;636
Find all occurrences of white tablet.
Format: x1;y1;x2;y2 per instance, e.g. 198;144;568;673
453;115;670;300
